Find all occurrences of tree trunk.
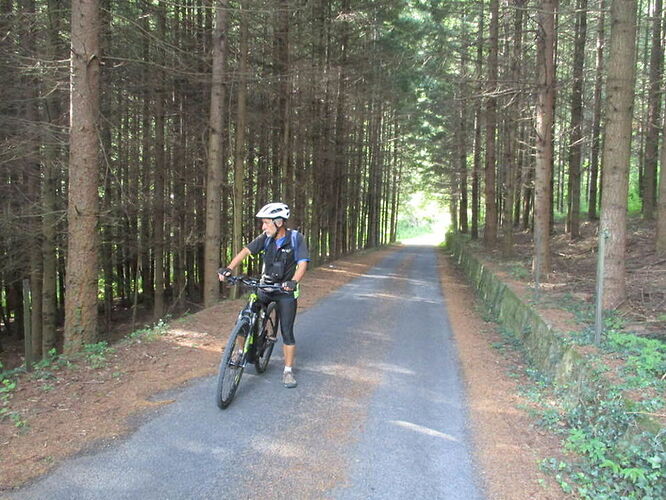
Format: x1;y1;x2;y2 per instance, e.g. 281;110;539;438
657;112;666;253
64;0;100;353
41;0;66;356
333;0;350;257
533;0;557;277
471;0;484;241
20;0;44;358
275;0;290;205
588;0;606;220
567;0;587;239
152;4;166;320
502;0;524;256
600;0;638;308
458;10;469;234
232;4;248;288
203;0;227;308
484;0;499;246
642;0;663;219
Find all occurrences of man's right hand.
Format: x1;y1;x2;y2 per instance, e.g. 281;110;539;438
218;267;232;281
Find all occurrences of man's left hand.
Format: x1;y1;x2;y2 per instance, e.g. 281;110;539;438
282;280;297;291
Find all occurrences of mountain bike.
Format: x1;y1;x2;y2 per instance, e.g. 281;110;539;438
215;276;282;409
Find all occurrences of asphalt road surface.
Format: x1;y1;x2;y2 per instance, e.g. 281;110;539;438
11;245;485;499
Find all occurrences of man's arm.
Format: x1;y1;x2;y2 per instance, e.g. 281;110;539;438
283;261;307;291
293;261;308;283
218;247;251;280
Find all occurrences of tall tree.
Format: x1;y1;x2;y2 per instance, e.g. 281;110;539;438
484;0;499;246
64;0;101;352
533;0;557;276
471;0;484;241
588;0;606;220
232;3;248;282
39;0;64;357
203;0;228;308
566;0;588;239
657;113;666;254
501;0;525;256
19;0;44;359
641;0;663;219
600;0;638;308
153;2;166;320
458;8;469;235
275;0;290;204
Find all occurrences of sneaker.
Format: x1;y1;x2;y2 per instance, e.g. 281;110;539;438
282;370;297;388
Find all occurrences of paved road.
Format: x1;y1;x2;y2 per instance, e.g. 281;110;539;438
10;246;485;499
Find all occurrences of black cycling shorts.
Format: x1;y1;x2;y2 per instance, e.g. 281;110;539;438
258;290;297;346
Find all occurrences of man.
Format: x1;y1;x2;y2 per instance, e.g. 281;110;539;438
218;202;309;388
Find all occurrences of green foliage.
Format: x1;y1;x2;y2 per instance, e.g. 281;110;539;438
606;332;665;377
556;294;664;390
627;173;643;215
32;348;70;381
497;325;522;350
83;341;115;369
0;320;169;430
545;430;665;499
396;219;434;240
508;263;531;280
508;345;665;499
1;375;16;401
539;382;666;499
4;410;26;428
124;318;169;344
0;361;25;428
1;361;17;402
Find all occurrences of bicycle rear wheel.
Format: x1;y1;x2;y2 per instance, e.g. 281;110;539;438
254;302;278;374
215;318;251;409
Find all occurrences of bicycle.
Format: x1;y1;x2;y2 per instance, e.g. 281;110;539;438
215;276;282;409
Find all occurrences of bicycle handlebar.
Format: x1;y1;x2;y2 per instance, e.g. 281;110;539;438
224;275;285;292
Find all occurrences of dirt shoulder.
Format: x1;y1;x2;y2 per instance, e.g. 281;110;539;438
3;244;566;499
438;251;566;499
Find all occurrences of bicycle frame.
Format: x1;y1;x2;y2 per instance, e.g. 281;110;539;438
228;276;283;366
215;275;283;408
237;292;262;364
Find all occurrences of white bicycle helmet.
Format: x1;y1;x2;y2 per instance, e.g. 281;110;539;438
256;202;290;220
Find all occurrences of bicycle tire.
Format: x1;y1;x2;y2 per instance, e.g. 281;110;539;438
254;302;278;373
215;318;251;409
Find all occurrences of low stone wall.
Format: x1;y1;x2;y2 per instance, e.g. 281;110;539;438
445;233;662;436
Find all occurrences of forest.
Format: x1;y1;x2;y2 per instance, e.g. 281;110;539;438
1;0;664;363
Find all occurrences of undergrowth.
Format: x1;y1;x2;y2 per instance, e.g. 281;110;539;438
0;320;169;429
540;382;665;499
448;236;665;498
471;275;665;498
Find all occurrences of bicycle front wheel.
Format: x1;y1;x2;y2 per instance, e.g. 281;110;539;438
215;318;251;409
254;302;279;374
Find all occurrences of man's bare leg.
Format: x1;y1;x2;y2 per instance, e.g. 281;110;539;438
283;344;295;368
282;345;297;388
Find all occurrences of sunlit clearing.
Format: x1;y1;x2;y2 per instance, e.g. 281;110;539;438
397;191;450;246
390;420;459;442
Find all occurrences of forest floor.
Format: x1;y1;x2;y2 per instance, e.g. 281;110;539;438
2;240;590;499
467;217;666;341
